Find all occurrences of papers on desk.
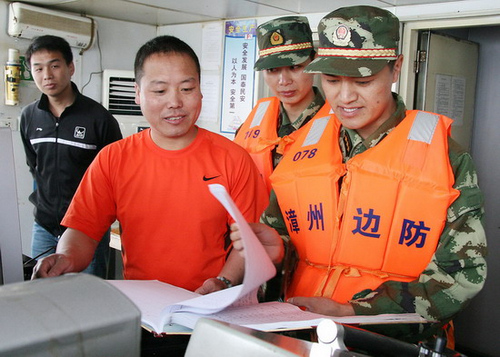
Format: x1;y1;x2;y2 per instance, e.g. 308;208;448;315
108;279;427;334
108;184;428;334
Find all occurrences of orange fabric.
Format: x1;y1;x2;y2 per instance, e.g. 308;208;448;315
234;97;331;193
444;321;455;349
62;128;269;291
271;111;459;302
234;97;281;193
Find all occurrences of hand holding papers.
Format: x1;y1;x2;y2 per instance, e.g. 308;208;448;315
109;184;428;334
109;183;278;332
207;183;277;303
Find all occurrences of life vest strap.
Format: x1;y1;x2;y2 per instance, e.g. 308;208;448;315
304;259;412;299
255;135;295;155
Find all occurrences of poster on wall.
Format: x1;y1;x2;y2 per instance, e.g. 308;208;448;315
220;19;257;134
434;74;466;126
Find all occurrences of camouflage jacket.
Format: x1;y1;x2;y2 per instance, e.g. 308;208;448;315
273;87;325;166
263;94;487;342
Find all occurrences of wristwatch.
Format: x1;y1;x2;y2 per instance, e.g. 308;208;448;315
216;276;233;288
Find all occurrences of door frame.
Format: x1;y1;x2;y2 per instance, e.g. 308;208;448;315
398;14;500;109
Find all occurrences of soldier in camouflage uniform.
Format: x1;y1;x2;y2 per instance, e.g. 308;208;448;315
235;15;326;163
252;15;325;151
235;15;326;167
234;16;328;300
235;5;487;344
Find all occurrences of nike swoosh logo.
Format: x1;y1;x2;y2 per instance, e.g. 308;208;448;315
203;175;220;181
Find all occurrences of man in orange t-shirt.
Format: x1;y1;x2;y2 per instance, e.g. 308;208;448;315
32;35;268;294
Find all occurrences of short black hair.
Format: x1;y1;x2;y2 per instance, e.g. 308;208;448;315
134;35;201;84
25;35;73;67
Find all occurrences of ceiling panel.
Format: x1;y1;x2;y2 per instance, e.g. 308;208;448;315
15;0;468;26
249;0;387;14
128;0;283;19
380;0;458;5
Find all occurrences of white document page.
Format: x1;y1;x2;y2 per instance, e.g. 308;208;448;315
170;301;428;332
107;279;199;332
163;184;276;315
109;184;277;332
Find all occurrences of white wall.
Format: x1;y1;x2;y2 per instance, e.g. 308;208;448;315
77;16;156;101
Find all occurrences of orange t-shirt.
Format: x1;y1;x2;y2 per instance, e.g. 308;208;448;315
62;128;268;291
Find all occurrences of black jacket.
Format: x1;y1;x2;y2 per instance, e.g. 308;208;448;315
20;82;123;236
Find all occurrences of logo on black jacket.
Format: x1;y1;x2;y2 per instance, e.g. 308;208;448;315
74;126;86;139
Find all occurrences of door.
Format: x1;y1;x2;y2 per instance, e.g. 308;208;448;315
414;31;479;151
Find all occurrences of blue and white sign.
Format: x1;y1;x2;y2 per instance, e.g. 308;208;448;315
220;19;257;134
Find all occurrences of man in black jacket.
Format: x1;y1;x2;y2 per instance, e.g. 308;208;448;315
20;35;122;278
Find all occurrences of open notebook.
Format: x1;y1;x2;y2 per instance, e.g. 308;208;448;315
108;184;427;334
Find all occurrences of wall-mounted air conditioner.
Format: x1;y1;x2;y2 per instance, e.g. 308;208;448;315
8;2;94;50
102;69;148;137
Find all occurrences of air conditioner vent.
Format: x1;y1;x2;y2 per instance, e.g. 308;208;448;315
107;76;142;116
103;69;148;137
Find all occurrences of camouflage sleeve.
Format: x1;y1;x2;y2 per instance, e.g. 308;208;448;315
261;189;300;301
261;189;290;236
351;141;488;324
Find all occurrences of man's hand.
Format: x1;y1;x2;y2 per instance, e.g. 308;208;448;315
194;277;228;295
287;296;355;316
230;222;284;265
31;228;98;279
31;253;74;279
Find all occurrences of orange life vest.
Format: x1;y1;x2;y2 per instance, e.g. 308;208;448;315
270;110;460;303
234;96;331;193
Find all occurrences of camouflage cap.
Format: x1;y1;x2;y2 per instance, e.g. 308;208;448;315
254;16;314;71
305;6;400;77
